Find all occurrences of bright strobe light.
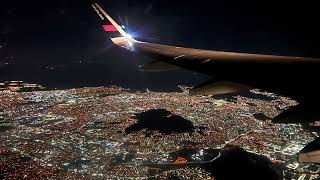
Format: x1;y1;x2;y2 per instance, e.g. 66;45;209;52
125;34;133;40
125;34;134;47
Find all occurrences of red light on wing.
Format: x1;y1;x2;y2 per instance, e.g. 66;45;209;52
103;25;117;32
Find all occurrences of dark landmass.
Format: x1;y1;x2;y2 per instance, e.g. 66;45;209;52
300;136;320;153
253;113;271;121
125;109;195;135
273;104;320;123
205;148;281;180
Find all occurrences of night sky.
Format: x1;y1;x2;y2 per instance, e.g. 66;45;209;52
1;0;319;90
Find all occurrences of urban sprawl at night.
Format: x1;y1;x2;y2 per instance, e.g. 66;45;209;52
0;86;318;179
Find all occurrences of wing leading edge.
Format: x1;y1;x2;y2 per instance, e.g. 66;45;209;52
90;1;319;65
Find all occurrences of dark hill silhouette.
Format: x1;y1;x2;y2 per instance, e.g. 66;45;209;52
205;147;281;180
253;113;271;121
273;104;320;124
125;109;195;135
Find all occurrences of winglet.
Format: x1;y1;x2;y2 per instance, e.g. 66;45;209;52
91;1;136;50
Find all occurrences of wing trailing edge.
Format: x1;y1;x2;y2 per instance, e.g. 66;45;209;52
189;80;252;96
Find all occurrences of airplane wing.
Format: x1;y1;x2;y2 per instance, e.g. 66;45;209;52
90;1;320;103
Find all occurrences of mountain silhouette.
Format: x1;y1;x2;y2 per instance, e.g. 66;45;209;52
125;109;195;135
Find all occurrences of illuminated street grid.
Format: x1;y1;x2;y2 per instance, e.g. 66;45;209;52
0;87;319;179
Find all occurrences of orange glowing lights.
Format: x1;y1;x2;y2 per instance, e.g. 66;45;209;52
173;157;188;164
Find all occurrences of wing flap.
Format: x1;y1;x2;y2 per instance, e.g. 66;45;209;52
189;80;252;96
